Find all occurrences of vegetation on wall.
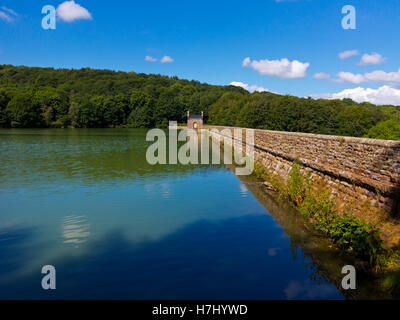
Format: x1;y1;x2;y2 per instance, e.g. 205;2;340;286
0;65;400;140
255;160;385;265
254;159;400;294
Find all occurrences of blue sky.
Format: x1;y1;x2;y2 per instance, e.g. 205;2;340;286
1;0;400;105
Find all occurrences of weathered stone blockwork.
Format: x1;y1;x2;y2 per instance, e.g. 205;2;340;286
206;126;400;215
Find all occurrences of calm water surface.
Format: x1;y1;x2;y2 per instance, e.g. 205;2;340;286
0;129;345;299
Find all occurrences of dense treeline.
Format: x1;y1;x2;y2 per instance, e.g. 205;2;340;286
0;65;245;129
209;91;400;140
0;65;399;140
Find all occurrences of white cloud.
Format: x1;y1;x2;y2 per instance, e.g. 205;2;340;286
314;68;400;84
230;81;273;93
309;85;400;106
242;57;251;67
160;56;174;63
336;71;366;84
57;1;92;22
145;55;157;62
338;50;359;60
0;7;17;23
145;55;174;63
242;57;309;79
358;52;387;66
1;6;17;16
336;68;400;84
0;11;12;22
365;69;400;83
313;72;331;80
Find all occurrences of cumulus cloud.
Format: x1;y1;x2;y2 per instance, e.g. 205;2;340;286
314;68;400;84
57;1;92;22
336;71;366;84
336;69;400;84
313;72;331;80
309;85;400;106
145;55;157;62
242;57;310;79
358;52;387;66
0;6;17;22
160;56;174;63
230;81;273;93
338;50;359;60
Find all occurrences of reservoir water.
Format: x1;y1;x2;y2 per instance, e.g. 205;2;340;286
0;129;346;299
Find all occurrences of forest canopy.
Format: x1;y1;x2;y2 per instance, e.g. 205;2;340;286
0;65;399;140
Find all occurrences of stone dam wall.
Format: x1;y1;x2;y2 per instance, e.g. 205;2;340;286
205;125;400;216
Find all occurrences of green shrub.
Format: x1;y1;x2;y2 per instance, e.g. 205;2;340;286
383;269;400;294
300;187;336;229
327;214;383;264
279;160;383;264
287;159;308;206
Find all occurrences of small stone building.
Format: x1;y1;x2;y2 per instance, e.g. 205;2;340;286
187;111;203;129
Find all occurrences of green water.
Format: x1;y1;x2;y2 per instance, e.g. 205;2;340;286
0;129;354;299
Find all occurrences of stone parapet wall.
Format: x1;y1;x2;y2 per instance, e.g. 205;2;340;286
205;125;400;215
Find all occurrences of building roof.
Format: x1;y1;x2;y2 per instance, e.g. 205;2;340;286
188;115;202;119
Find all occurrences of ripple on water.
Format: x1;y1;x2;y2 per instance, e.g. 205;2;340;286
62;215;91;246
